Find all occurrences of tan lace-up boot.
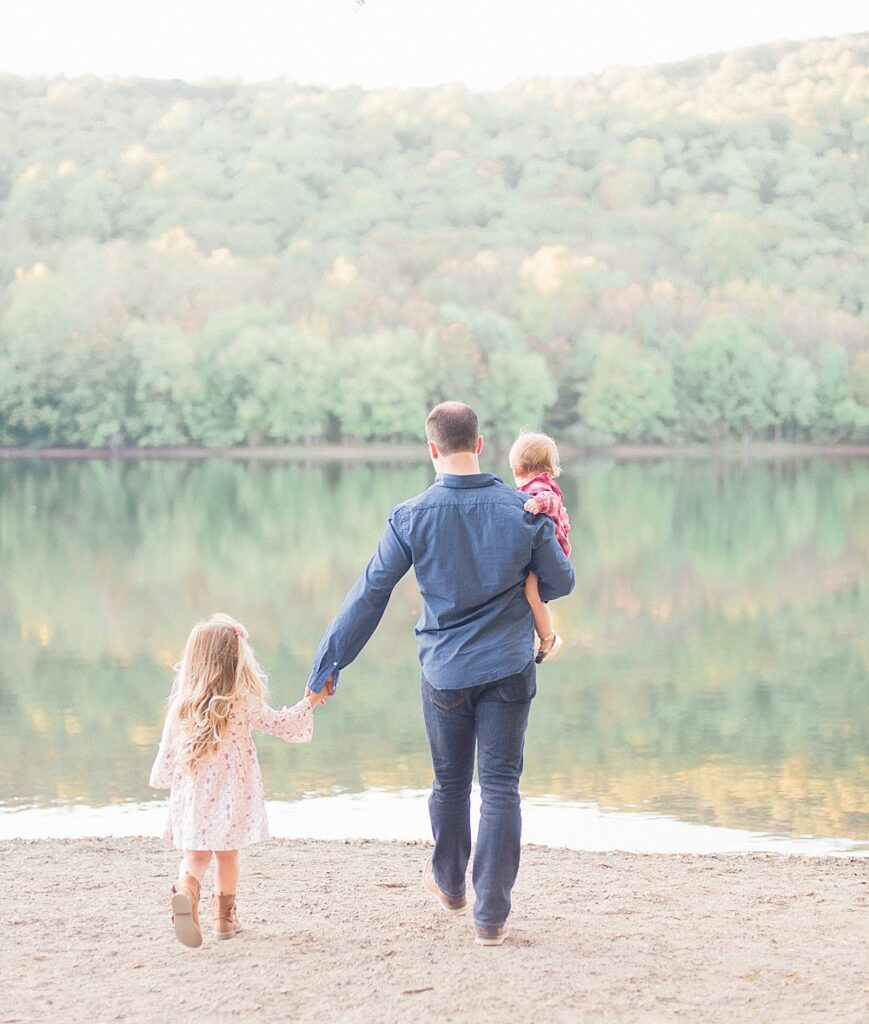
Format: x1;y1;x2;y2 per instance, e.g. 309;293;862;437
170;874;203;948
213;894;241;939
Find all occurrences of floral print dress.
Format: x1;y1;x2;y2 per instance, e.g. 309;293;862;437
149;693;313;850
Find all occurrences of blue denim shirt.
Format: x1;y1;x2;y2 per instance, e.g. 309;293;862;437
306;472;575;692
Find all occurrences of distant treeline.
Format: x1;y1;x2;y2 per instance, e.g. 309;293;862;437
0;34;866;447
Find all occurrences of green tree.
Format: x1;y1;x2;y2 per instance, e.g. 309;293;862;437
333;328;428;441
680;317;778;442
183;307;330;446
813;342;853;441
125;323;195;446
581;335;678;442
771;354;818;441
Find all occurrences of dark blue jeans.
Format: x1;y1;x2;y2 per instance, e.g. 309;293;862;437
421;659;536;928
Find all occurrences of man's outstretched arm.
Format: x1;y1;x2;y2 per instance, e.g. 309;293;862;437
529;516;575;602
306;509;412;694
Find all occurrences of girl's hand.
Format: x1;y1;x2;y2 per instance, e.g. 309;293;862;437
524;498;543;514
307;689;327;708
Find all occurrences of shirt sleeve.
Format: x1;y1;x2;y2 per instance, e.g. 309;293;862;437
529;514;575;603
246;694;313;744
306;508;413;693
148;712;176;789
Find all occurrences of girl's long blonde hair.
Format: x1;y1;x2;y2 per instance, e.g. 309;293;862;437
166;613;268;772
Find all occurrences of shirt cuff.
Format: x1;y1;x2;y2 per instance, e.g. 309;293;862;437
308;662;341;693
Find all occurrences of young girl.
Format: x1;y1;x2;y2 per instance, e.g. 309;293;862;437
509;431;572;664
149;612;325;948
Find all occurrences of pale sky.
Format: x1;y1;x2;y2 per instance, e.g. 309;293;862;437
2;1;866;89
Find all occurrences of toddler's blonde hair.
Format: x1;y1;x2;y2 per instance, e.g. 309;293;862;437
509;431;561;478
167;612;268;772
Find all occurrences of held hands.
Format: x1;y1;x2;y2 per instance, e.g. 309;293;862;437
305;674;336;708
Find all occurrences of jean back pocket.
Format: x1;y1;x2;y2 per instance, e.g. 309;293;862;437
496;660;537;703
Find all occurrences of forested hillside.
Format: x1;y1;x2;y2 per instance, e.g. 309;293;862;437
0;33;866;447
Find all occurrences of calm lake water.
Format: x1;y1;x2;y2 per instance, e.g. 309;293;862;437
1;456;867;853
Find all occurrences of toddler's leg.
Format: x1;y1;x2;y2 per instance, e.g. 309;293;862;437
171;850;210;949
525;572;563;664
214;850;241;939
525;572;553;640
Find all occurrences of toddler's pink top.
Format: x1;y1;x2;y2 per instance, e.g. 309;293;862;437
149;692;313;850
519;473;571;558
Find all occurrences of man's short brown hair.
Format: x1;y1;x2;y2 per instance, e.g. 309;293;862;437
425;402;479;455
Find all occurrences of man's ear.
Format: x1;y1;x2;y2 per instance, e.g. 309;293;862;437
476;435;484;456
428;439;439;461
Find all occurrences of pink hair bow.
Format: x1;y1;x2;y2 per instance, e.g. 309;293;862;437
233;623;249;639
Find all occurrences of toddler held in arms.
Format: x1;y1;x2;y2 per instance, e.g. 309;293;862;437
149;613;326;948
509;431;572;664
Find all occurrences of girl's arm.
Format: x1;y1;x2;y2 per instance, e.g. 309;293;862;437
524;488;561;517
246;693;314;744
149;713;176;789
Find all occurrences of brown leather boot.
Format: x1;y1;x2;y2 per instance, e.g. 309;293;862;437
213;894;241;940
423;859;467;913
170;874;202;948
475;924;506;946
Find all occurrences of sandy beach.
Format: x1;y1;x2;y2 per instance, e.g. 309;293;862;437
2;837;867;1024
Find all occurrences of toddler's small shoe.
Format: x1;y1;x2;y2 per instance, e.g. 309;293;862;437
535;631;563;664
214;894;242;939
171;874;203;948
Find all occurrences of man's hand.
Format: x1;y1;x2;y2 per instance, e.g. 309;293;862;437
305;674;336;707
524;498;543;514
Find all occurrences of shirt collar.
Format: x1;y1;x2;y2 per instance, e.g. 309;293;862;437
436;472;501;489
524;472;558;490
